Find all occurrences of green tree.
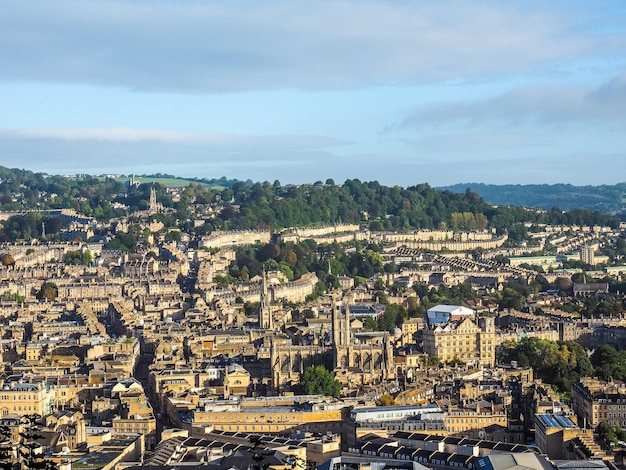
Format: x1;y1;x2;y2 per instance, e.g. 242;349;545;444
38;282;58;301
213;274;234;288
591;345;626;381
496;337;593;392
363;316;379;331
596;421;625;447
164;231;182;243
378;304;408;331
295;365;341;398
499;287;525;311
62;250;92;265
1;291;24;303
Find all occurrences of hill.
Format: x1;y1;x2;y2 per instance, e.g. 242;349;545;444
439;183;626;214
112;174;246;190
0;165;622;242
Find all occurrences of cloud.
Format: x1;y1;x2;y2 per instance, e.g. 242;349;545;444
2;127;624;186
398;131;538;158
1;0;623;93
0;127;347;148
402;151;626;186
400;72;626;129
0;127;350;182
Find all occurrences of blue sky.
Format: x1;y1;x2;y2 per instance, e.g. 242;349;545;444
1;0;626;186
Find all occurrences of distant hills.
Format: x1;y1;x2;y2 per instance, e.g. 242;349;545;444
439;183;626;214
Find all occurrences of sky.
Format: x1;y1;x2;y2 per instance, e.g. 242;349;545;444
1;0;626;187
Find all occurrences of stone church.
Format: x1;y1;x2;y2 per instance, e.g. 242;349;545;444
269;292;395;394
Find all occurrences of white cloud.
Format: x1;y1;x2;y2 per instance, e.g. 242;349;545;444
1;0;623;92
0;127;347;148
400;72;626;129
0;127;350;182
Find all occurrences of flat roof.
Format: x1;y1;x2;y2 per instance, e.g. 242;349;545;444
538;414;577;428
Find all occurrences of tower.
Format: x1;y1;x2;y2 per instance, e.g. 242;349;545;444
580;245;595;266
331;294;343;349
259;266;272;329
343;294;351;352
478;316;496;367
149;185;159;213
332;293;352;369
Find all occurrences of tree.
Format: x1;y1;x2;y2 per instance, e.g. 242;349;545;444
62;250;92;265
258;243;281;262
0;253;14;267
164;231;182;243
213;275;234;288
375;394;396;406
554;277;573;295
38;282;58;301
496;337;593;392
499;287;525;311
295;365;341;398
591;345;626;381
597;421;625;447
363;316;379;331
1;291;24;303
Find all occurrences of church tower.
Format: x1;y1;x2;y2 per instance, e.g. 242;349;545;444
259;266;272;329
149;185;160;214
332;293;352;368
331;294;343;348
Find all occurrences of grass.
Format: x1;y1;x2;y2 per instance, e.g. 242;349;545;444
112;176;223;189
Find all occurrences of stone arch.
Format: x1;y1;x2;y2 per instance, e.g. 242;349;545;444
363;352;372;371
292;353;302;373
374;353;382;368
353;353;361;369
340;354;348;368
281;355;290;372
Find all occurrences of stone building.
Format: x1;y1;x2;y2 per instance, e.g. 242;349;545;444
0;378;51;417
571;378;626;429
270;293;394;392
534;413;583;460
423;307;496;367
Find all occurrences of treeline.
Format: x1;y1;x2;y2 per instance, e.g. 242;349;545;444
498;338;626;393
0;166;126;219
1;167;622;242
497;337;593;392
0;212;64;241
208;180;621;233
215;181;493;231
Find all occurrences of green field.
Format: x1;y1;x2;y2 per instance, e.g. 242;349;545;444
113;176;224;190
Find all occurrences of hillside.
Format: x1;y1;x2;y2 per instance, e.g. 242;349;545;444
439;183;626;214
0;165;622;243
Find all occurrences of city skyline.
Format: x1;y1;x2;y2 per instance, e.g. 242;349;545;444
1;0;626;186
